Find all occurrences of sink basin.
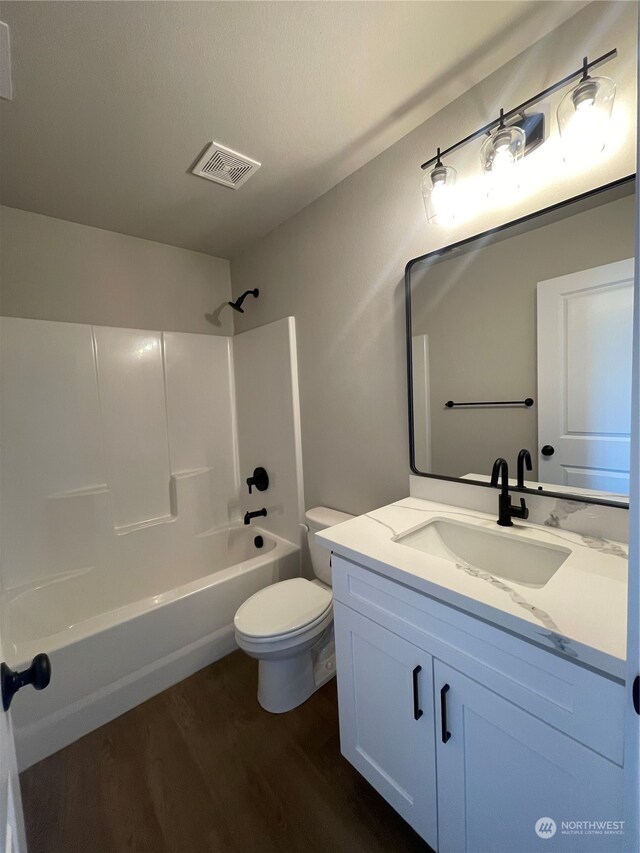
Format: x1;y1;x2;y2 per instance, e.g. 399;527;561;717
395;517;571;588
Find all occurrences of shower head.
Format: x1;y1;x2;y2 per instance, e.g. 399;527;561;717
228;288;259;313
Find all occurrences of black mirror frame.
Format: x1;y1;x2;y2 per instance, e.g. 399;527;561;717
405;174;636;511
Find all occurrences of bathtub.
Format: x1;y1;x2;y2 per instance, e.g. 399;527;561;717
4;525;300;770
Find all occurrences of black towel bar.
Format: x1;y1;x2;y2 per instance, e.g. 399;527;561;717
445;398;534;409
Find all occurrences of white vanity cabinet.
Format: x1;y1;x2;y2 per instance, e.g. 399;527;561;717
333;604;438;849
434;660;625;853
332;554;626;853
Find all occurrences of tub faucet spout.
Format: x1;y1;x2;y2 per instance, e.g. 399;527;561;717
244;508;267;525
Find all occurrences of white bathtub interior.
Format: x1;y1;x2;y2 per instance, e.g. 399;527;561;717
6;524;277;657
0;316;305;768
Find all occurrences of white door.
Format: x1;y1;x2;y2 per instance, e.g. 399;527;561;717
434;659;625;853
537;258;634;496
0;630;28;853
333;603;438;849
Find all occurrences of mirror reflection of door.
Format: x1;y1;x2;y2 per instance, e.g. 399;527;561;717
537;258;634;497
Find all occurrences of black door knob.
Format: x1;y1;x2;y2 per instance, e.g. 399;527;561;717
541;445;555;457
1;653;51;712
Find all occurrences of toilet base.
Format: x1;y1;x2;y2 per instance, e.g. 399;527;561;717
257;630;335;714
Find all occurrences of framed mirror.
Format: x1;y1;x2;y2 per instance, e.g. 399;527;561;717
406;175;635;508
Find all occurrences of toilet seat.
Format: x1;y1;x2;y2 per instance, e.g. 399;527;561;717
234;578;332;642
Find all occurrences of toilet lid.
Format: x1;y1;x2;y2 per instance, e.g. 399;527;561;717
234;578;332;639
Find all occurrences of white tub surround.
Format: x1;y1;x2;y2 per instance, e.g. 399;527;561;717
0;316;305;768
234;317;305;549
317;497;627;678
318;500;628;852
0;319;241;596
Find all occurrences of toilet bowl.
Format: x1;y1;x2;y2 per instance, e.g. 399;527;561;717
234;506;353;713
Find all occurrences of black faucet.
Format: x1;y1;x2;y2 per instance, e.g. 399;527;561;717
517;448;533;488
490;458;529;527
244;508;267;526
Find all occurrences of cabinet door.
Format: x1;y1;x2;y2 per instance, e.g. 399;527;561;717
334;602;437;849
434;660;625;853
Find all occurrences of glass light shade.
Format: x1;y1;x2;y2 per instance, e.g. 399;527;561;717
422;164;457;225
480;125;525;199
557;75;615;164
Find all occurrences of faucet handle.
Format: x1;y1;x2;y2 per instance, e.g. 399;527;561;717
511;497;529;520
247;467;269;494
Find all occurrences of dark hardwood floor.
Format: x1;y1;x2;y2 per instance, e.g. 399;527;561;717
20;650;434;853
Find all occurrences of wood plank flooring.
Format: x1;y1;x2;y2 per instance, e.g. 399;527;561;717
20;650;434;853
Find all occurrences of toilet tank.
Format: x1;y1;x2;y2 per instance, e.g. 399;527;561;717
305;506;354;586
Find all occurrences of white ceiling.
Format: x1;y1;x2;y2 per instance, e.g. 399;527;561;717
0;1;587;259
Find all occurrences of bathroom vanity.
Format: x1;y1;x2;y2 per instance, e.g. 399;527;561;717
317;499;627;853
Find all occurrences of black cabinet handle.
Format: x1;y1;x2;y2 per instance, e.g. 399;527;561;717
541;445;555;457
412;665;423;720
1;654;51;712
440;683;451;743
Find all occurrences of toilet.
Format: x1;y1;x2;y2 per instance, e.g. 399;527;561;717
234;506;353;713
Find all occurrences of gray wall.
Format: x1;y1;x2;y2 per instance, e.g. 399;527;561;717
230;2;637;516
411;192;635;479
0;206;233;335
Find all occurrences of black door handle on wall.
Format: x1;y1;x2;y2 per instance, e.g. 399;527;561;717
440;683;451;743
541;445;555;457
412;665;423;720
1;654;51;711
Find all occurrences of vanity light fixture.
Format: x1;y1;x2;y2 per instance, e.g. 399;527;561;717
557;57;616;164
420;48;618;225
480;109;526;198
422;148;457;225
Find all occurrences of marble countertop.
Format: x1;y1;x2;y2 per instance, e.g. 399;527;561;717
317;497;628;680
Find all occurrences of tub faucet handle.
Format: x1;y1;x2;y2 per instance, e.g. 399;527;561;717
247;467;269;494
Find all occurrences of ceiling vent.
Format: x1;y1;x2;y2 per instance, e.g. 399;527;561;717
191;142;261;189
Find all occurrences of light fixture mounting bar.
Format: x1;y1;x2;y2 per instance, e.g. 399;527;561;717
420;48;617;171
